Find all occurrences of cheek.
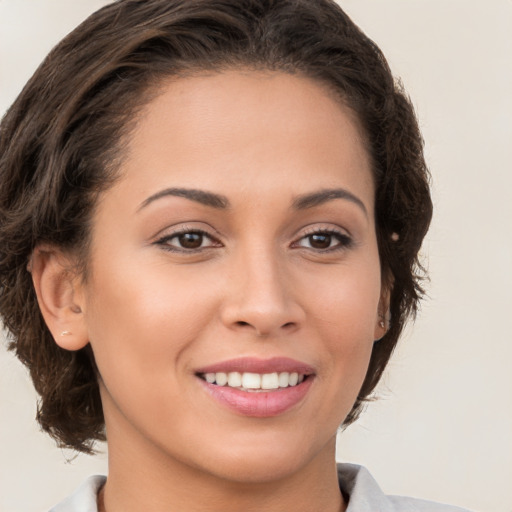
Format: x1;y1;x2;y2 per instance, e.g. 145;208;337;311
303;256;381;400
82;257;222;391
306;256;382;340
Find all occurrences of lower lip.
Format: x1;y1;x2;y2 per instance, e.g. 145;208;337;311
199;377;314;417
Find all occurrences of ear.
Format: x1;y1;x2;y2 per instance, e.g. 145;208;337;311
30;245;89;351
374;278;392;341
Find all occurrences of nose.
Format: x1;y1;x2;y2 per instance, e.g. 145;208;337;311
220;245;305;337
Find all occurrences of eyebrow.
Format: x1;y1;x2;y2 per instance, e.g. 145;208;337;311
292;188;368;216
138;187;230;211
138;186;367;216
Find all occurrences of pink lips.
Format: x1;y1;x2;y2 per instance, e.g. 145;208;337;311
196;356;315;375
196;357;315;418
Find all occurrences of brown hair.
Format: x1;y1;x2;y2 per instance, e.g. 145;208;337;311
0;0;432;453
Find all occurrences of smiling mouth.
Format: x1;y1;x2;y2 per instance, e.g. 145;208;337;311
198;371;308;392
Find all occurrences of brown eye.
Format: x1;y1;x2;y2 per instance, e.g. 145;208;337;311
295;230;352;251
156;229;220;252
308;233;332;249
178;232;204;249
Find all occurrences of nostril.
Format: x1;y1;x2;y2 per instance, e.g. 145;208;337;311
233;320;296;332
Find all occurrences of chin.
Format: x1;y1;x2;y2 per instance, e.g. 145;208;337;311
193;431;335;485
205;453;309;485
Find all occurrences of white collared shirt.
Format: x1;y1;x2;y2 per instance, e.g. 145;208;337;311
49;464;474;512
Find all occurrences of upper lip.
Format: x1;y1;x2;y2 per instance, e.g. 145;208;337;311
195;357;315;375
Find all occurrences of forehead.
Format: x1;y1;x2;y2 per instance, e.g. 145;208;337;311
108;70;374;213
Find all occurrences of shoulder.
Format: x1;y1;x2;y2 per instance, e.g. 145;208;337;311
50;467;474;512
387;494;474;512
337;463;475;512
49;475;106;512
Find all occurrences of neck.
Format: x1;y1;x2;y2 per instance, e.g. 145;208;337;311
102;430;345;512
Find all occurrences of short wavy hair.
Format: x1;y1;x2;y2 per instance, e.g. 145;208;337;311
0;0;432;453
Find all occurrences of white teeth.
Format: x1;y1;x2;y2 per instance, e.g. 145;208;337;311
242;372;261;389
261;372;279;390
227;372;242;387
203;371;307;390
215;372;228;386
278;372;289;388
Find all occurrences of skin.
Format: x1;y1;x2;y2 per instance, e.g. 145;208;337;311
33;71;387;512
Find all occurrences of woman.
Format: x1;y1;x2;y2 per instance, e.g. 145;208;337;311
0;0;471;510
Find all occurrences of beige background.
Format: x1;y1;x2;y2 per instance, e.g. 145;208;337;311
1;1;511;511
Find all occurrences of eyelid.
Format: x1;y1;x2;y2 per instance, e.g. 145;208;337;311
291;225;353;251
153;224;223;252
151;222;353;253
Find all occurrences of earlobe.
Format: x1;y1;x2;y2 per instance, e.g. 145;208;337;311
30;246;89;351
374;309;390;341
374;283;392;341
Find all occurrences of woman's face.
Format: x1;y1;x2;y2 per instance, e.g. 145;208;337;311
76;71;385;482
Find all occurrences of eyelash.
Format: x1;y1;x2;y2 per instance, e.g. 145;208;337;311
292;228;353;252
155;228;221;253
154;227;352;253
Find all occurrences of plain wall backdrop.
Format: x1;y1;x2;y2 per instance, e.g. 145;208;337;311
1;1;511;511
